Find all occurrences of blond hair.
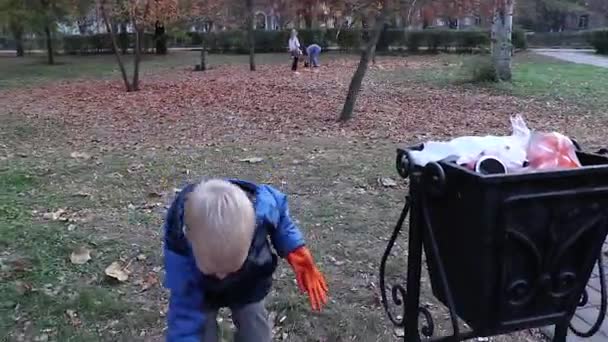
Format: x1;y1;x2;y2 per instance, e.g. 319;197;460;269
184;179;255;278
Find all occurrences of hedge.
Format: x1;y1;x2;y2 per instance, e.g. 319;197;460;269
526;31;591;48
589;29;608;55
63;33;158;55
60;28;527;55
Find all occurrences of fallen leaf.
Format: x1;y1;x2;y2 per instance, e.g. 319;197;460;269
104;261;129;282
378;177;397;187
70;152;91;160
65;309;82;327
136;254;147;261
127;163;144;173
146;191;163;199
42;208;67;221
140;272;159;291
239;157;264;163
70;247;92;265
72;191;91;198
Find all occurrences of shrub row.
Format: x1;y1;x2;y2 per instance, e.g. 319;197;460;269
526;31;591;48
61;28;527;55
588;29;608;55
63;33;159;55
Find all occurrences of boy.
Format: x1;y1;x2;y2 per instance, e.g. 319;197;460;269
163;178;328;342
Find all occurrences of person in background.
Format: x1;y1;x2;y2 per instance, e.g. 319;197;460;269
306;43;322;68
301;43;308;66
288;29;302;73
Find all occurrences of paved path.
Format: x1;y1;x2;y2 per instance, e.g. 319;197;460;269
532;48;608;68
541;245;608;341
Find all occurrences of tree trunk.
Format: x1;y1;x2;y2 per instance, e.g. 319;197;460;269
311;0;319;29
406;0;418;28
119;23;128;54
15;38;24;57
339;7;388;122
491;0;514;81
100;4;132;92
155;21;167;55
12;25;24;57
246;0;256;71
44;25;54;65
198;41;208;71
132;28;142;91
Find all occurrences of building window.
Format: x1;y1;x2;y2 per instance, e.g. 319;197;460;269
579;15;589;29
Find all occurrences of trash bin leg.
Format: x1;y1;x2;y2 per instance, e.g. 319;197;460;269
404;194;423;342
553;320;569;342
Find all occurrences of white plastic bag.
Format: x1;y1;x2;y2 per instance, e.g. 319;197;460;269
409;115;531;172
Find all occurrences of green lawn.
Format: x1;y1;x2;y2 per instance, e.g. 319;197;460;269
375;52;608;114
509;54;608;110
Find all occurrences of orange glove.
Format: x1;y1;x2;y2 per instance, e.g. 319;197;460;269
286;246;328;311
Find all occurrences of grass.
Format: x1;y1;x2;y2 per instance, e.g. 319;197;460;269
509;54;608;108
0;164;157;341
375;52;608;114
0;121;409;340
3;49;596;341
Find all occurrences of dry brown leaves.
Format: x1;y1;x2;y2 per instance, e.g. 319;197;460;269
1;56;603;148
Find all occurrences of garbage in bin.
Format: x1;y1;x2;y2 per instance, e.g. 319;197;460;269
527;131;581;170
409;115;581;174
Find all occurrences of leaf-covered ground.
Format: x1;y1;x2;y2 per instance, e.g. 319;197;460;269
1;53;606;149
2;51;605;341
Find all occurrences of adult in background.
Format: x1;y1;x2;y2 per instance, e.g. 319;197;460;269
288;29;302;73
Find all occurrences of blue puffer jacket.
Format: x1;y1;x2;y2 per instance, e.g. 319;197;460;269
163;179;305;342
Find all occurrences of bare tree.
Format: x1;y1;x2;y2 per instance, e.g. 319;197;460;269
99;0;132;91
491;0;514;81
339;0;390;122
246;0;256;71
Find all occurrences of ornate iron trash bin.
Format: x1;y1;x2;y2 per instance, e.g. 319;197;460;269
380;145;608;341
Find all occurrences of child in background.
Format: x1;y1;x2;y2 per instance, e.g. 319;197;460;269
163;178;328;342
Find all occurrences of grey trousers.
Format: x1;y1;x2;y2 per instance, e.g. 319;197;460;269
202;301;271;342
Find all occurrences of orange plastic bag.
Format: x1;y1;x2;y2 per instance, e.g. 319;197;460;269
526;132;581;170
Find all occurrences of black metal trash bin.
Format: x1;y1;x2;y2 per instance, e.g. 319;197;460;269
399;147;608;336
